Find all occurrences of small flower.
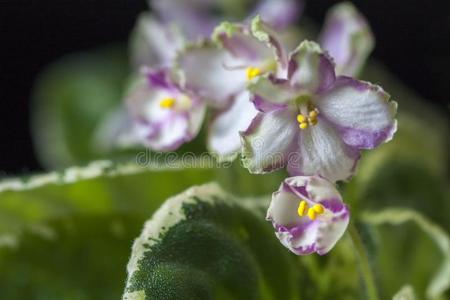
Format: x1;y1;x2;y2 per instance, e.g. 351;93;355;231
126;68;206;151
242;40;397;182
176;16;288;160
267;175;350;255
319;2;374;76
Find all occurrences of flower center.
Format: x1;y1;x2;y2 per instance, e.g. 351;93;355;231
159;95;192;111
246;67;262;80
297;108;319;130
297;200;325;220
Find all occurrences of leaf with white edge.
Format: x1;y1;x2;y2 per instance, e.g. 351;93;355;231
362;209;450;299
123;183;301;300
0;160;216;299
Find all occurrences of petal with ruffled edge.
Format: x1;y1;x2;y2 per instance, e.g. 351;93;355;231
130;13;185;69
266;175;349;255
208;90;257;161
212;22;272;64
176;42;247;108
252;0;303;30
288;41;336;94
316;76;397;150
126;69;206;151
287;119;360;182
319;2;374;76
250;15;289;71
241;106;298;173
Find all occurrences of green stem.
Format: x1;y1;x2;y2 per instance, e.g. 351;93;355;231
349;223;379;300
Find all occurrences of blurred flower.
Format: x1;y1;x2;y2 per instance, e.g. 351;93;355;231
176;16;287;160
130;13;185;69
126;68;206;151
267;175;350;255
242;41;397;182
151;0;302;39
319;2;374;76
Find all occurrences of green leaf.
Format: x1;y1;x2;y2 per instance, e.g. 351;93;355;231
0;160;215;299
362;209;450;299
123;183;301;300
31;46;132;169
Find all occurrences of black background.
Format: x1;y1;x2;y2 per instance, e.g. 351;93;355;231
0;0;448;175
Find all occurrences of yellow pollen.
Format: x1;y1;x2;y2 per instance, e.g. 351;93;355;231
299;122;309;129
297;114;307;123
309;110;318;118
307;208;317;220
159;97;176;109
309;118;318;126
246;67;262;80
298;200;308;217
312;204;325;214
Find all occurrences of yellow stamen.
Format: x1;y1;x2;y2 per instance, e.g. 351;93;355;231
312;204;325;214
309;110;318;119
307;208;317;220
298;200;308;217
159;97;176;109
299;122;309;129
309;118;318;126
246;67;262;80
297;114;307;123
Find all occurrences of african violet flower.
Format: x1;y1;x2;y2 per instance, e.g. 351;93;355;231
267;175;349;255
242;40;397;182
319;2;374;76
176;16;287;160
126;68;206;151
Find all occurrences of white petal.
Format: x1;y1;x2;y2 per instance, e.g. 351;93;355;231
316;77;397;149
176;45;247;107
241;107;298;173
289;120;359;182
208;91;257;161
130;13;184;68
288;41;336;94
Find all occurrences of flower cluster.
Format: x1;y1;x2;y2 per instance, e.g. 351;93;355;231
124;0;397;255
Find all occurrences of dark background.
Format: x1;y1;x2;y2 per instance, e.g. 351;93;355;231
0;0;448;175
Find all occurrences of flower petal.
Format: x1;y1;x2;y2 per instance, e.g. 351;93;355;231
267;176;349;255
288;40;336;93
130;13;185;69
247;75;297;105
316;76;397;149
287;119;360;182
241;107;298;173
212;22;272;63
250;15;289;70
136;113;191;151
208;91;257;161
319;2;374;76
176;43;247;107
252;0;303;30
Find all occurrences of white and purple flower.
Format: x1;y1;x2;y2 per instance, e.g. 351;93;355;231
242;40;397;182
176;16;288;160
319;2;374;76
267;175;350;255
126;68;206;151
